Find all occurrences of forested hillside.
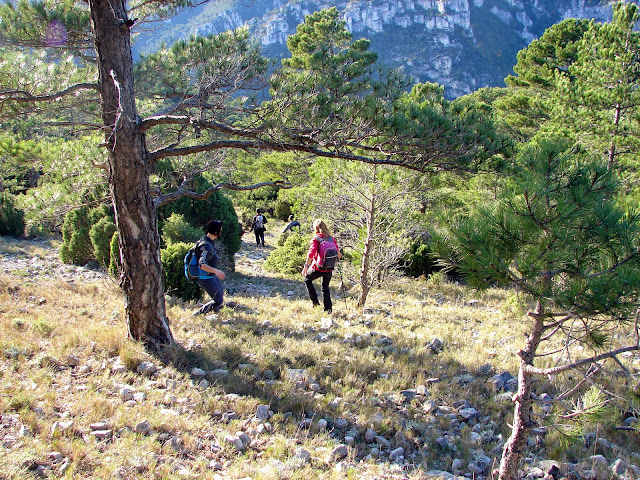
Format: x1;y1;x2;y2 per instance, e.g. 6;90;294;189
1;1;640;479
132;0;640;98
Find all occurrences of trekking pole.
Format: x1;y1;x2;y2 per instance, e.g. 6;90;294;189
337;261;348;311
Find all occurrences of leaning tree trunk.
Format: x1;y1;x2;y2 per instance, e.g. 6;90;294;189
89;0;173;347
497;301;545;480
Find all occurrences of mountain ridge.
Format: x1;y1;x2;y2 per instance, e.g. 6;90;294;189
133;0;637;98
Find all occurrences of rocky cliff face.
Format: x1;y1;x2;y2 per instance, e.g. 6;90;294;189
135;0;636;98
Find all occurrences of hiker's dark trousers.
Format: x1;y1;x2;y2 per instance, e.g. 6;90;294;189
304;269;332;311
197;276;224;314
254;228;265;246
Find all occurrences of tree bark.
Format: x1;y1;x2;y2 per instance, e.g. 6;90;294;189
89;0;173;348
357;193;376;308
497;301;545;480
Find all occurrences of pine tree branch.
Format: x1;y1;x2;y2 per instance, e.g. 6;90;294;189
0;83;99;103
153;179;292;208
147;138;420;170
522;345;640;376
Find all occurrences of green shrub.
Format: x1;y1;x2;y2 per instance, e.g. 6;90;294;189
402;241;437;277
108;231;121;278
161;213;202;246
60;204;114;266
263;232;308;275
157;178;242;265
60;206;93;265
274;199;292;221
89;216;117;268
161;242;201;302
0;192;25;237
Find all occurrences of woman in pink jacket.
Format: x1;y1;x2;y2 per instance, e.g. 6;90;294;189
302;219;341;313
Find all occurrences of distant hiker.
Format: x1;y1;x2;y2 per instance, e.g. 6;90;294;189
193;219;226;315
283;214;301;233
250;208;267;247
302;219;341;313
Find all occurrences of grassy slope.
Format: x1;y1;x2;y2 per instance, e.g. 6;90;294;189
0;227;638;479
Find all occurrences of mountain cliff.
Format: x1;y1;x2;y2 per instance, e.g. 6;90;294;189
133;0;636;98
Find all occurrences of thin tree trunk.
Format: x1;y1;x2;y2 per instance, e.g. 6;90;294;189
357;194;376;308
498;301;545;480
89;0;173;348
607;102;621;170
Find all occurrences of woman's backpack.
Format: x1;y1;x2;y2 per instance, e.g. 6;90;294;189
184;239;210;281
315;236;339;271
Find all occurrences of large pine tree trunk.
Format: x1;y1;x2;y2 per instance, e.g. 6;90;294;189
89;0;173;347
498;302;545;480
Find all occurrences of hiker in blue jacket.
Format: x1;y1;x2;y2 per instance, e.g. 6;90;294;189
194;219;226;315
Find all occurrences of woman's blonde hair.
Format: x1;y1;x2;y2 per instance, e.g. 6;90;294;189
313;219;332;238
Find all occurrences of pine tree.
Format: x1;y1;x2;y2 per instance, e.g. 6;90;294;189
434;138;640;480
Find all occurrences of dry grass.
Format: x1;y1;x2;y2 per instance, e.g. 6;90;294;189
1;233;639;479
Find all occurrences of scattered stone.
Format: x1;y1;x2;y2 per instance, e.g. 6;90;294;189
487;371;518;393
236;431;251;447
365;428;376;443
610;459;628;477
335;418;348;429
477;363;493;375
256;423;271;435
375;435;391;448
164;436;184;453
51;420;73;438
111;362;127;374
89;421;109;431
328;444;348;462
191;367;206;377
89;429;113;440
224;434;245;452
49;451;64;463
134;420;151;435
2;435;18;448
66;355;80;367
399;389;417;402
389;447;404;461
136;361;157;376
256;404;271;421
222;411;239;422
119;385;136;401
468;454;492;475
317;419;328;431
294;447;311;463
458;407;479;420
428;338;444;353
416;384;429;396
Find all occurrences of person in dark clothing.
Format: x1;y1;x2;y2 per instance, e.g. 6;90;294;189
250;208;267;247
194;219;226;315
302;219;341;313
283;214;301;233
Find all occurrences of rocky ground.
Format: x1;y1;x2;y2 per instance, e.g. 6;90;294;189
1;235;640;480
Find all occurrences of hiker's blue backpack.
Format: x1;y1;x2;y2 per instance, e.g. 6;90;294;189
315;236;339;271
184;241;202;281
